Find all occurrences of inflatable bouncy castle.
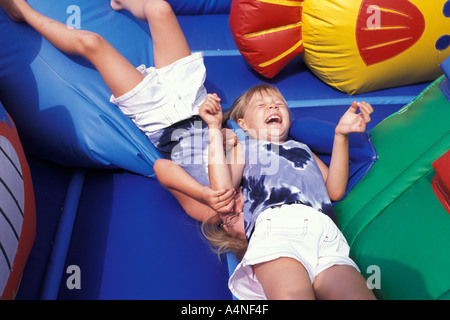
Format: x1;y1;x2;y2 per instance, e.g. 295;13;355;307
0;0;449;300
230;0;450;94
0;102;35;300
334;70;450;299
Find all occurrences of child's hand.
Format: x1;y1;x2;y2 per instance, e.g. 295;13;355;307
233;190;244;214
199;93;223;129
218;190;244;225
202;186;236;214
222;128;237;152
336;101;373;136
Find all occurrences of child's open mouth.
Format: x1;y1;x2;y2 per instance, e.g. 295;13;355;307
265;114;282;124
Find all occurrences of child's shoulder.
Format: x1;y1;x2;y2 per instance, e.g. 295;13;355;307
283;138;309;148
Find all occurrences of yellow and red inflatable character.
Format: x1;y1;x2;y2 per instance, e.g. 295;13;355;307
229;0;450;94
0;105;35;300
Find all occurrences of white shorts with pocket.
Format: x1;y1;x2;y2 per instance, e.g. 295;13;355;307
110;52;207;134
229;203;360;300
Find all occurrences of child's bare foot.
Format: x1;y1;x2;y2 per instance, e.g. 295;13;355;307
110;0;156;21
0;0;26;22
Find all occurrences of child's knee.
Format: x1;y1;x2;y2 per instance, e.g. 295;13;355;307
144;0;173;21
77;31;105;56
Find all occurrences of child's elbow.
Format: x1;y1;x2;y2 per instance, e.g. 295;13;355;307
154;159;171;184
154;159;163;176
328;189;346;202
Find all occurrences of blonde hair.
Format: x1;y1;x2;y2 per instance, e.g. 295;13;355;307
201;215;248;261
223;83;288;125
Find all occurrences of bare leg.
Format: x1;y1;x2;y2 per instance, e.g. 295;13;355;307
313;265;377;300
0;0;144;98
254;257;316;300
111;0;191;69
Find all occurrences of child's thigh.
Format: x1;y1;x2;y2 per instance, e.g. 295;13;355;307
253;257;315;300
85;37;145;98
313;265;376;300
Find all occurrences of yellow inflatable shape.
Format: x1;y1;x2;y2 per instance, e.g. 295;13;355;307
301;0;450;94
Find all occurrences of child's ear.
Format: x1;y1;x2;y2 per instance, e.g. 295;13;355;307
237;118;247;131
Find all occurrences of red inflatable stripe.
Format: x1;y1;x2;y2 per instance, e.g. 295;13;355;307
229;0;304;78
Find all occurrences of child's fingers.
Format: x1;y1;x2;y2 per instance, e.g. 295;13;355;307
228;135;237;146
203;100;221;114
209;93;221;102
205;96;221;113
358;102;372;123
213;188;235;206
358;102;373;114
218;188;236;200
205;103;216;114
234;191;244;214
218;200;235;214
348;101;360;113
206;93;221;105
216;201;235;214
222;128;237;150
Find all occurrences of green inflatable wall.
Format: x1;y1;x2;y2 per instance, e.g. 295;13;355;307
335;75;450;300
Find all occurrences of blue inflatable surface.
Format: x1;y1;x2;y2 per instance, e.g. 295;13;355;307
0;0;432;299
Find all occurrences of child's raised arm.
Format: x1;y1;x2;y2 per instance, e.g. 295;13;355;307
325;101;373;201
199;94;244;194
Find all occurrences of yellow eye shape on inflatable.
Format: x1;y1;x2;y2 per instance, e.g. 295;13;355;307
230;0;450;94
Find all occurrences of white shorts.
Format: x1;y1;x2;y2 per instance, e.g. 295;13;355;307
110;52;207;134
229;203;359;300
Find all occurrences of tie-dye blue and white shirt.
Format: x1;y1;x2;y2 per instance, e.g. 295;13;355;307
241;139;335;239
147;116;210;187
